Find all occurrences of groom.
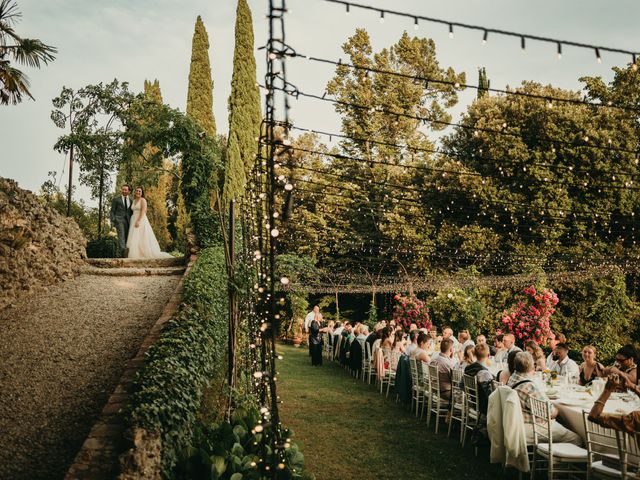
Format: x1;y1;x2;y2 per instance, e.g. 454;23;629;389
110;184;133;254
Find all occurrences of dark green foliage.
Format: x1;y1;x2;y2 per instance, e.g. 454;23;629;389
477;67;489;99
85;235;121;258
366;299;378;329
223;0;261;203
127;247;228;476
175;402;313;480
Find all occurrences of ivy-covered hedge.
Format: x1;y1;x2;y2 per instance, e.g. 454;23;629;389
127;246;229;476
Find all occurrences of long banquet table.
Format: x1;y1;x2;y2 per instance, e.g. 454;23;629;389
549;385;640;445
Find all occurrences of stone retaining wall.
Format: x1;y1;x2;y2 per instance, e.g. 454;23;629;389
0;177;86;310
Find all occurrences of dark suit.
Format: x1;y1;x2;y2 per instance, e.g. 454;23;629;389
110;195;133;250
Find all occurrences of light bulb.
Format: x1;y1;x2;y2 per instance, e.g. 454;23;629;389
595;48;602;64
379;10;384;23
557;42;562;60
482;30;488;45
448;24;454;38
413;17;419;30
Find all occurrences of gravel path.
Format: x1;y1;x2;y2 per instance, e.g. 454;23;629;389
0;274;180;480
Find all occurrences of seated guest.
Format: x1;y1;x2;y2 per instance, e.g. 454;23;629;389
427;327;438;351
508;352;582;445
389;331;405;371
356;325;369;343
524;340;546;371
365;323;380;354
409;323;418;332
546;332;566;368
503;333;522;356
588;373;640;434
549;343;579;377
460;344;476;369
464;343;494;415
497;350;519;385
349;332;364;373
332;321;343;358
476;334;487;346
412;332;431;364
457;329;475;361
429;338;456;402
603;344;638;387
442;326;460;350
493;334;507;361
579;345;605;386
381;326;394;350
405;329;420;357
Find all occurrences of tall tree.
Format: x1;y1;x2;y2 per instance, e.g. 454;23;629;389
223;0;261;204
0;0;56;105
477;67;489;99
325;29;465;273
186;16;216;137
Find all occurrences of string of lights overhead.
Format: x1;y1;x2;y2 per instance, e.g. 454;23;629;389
316;0;640;67
290;52;640;113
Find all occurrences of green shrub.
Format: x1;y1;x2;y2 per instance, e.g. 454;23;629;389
86;235;121;258
175;402;314;480
127;246;228;477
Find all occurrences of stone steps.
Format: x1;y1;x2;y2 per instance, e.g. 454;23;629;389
85;257;186;269
80;266;186;276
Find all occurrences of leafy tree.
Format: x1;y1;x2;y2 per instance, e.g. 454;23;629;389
186;16;216;138
52;80;134;236
0;0;56;104
223;0;261;204
325;30;465;274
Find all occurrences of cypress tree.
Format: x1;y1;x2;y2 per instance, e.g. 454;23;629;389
186;16;216;138
478;67;490;99
223;0;261;204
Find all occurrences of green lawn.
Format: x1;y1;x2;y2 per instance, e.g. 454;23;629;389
277;343;503;480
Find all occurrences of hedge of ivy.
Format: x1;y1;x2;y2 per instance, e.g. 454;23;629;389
127;246;229;477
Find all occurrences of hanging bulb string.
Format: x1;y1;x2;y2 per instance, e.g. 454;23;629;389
269;82;640;156
290;52;640;114
318;0;640;61
273;134;640;190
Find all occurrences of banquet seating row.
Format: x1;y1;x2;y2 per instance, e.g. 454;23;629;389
321;333;639;479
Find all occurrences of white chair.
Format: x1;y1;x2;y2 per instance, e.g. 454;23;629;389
581;411;622;480
427;364;450;433
333;334;342;362
379;348;395;396
409;356;420;416
418;361;430;420
448;368;465;441
462;374;480;448
529;395;588;479
362;341;375;384
618;431;640;480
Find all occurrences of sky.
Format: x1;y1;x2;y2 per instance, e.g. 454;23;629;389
1;0;639;205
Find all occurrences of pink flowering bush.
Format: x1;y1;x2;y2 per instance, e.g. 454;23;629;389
501;285;557;345
393;293;432;331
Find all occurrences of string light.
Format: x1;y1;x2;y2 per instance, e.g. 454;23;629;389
557;42;562;60
448;23;454;38
414;17;419;30
482;30;488;45
596;47;602;64
379;10;384;23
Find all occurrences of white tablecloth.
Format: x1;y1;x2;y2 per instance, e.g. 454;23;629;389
551;386;640;445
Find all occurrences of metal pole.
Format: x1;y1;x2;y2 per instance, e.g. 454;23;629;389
228;199;237;388
66;145;74;216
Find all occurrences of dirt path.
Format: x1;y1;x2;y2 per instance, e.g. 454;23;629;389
0;274;180;480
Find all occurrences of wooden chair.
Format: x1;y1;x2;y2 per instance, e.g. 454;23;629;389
448;368;465;440
529;396;588;479
581;411;621;480
427;364;450;433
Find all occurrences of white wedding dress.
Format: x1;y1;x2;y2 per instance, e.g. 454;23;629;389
126;199;172;259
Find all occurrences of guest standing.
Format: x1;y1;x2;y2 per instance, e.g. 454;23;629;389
309;312;328;366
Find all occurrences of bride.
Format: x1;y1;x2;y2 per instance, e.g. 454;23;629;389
126;186;172;259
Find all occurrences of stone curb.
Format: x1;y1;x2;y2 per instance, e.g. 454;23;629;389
64;255;197;480
80;266;186;277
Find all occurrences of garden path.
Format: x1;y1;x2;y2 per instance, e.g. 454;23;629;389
277;343;502;480
0;258;184;480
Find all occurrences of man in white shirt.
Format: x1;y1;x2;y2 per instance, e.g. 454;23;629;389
304;306;320;333
549;343;580;377
442;327;460;349
546;332;566;369
503;333;522;355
